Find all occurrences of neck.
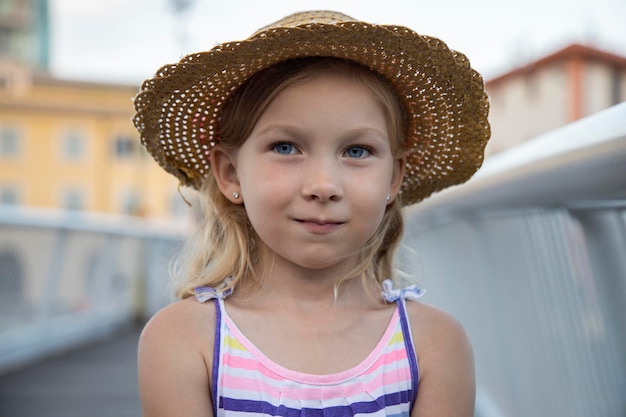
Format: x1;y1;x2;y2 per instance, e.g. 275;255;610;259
235;247;379;309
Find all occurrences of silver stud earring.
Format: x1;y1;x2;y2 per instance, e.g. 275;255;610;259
233;192;240;199
386;194;391;202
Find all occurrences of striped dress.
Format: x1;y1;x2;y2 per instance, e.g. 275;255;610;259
195;280;425;417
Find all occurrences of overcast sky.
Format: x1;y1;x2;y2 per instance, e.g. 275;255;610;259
49;0;626;85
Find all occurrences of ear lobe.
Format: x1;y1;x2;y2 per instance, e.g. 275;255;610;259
210;145;241;203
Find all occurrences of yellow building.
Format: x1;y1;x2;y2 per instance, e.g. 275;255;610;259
0;59;186;218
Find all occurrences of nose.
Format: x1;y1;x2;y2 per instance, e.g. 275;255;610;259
301;159;343;202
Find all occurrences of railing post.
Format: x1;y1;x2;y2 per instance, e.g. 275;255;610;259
38;227;68;320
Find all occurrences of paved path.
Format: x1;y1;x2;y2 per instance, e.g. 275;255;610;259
0;325;143;417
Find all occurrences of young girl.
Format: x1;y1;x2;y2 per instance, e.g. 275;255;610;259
133;10;490;417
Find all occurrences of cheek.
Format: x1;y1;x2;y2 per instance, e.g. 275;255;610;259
240;163;293;200
357;171;392;222
366;198;388;228
350;183;388;225
238;164;297;230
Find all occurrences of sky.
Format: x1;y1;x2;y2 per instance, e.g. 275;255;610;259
49;0;626;86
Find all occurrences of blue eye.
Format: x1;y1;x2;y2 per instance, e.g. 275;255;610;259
344;146;371;158
273;142;297;155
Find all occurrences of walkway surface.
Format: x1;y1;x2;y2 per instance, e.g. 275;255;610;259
0;325;142;417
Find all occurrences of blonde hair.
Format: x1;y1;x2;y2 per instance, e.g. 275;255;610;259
174;57;407;299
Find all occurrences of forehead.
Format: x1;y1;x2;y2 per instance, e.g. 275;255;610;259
253;71;389;132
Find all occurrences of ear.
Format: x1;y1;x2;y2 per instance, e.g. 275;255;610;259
388;154;406;204
210;145;242;204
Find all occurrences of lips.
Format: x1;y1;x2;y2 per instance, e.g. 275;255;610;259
295;218;345;233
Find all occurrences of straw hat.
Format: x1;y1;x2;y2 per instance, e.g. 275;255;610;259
133;10;490;206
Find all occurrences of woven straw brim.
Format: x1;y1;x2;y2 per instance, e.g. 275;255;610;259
133;21;490;206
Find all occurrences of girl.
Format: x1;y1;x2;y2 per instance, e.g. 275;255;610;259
133;10;490;417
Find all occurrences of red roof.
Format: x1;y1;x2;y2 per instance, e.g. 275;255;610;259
486;44;626;87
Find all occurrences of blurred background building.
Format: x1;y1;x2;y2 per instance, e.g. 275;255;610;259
0;0;49;71
485;44;626;155
0;0;184;218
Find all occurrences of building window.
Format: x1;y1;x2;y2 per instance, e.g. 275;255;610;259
61;130;86;160
113;135;135;158
62;188;85;211
0;185;20;205
0;126;20;157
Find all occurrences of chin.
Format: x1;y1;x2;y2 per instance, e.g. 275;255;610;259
296;256;355;272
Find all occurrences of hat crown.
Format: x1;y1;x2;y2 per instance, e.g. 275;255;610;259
253;10;355;35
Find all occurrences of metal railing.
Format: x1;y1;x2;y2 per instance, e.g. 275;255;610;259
0;102;624;416
401;102;626;417
0;208;183;374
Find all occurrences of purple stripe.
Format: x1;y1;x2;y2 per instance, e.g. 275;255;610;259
211;298;222;417
397;298;419;408
220;390;412;417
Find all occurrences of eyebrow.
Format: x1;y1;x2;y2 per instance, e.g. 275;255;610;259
255;125;389;142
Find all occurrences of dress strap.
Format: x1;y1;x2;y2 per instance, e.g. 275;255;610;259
194;278;230;416
211;297;222;417
396;291;420;408
382;278;424;410
194;278;234;302
381;279;425;302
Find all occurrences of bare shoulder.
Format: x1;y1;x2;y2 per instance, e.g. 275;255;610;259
140;296;216;345
138;297;217;417
404;301;476;417
404;300;471;349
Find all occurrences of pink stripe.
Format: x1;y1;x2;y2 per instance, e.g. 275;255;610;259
222;366;412;401
224;308;402;384
222;354;286;381
222;339;407;384
361;341;408;377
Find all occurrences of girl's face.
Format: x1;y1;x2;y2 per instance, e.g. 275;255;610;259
216;71;404;274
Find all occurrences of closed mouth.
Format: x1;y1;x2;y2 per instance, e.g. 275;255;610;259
296;218;345;226
293;218;346;234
